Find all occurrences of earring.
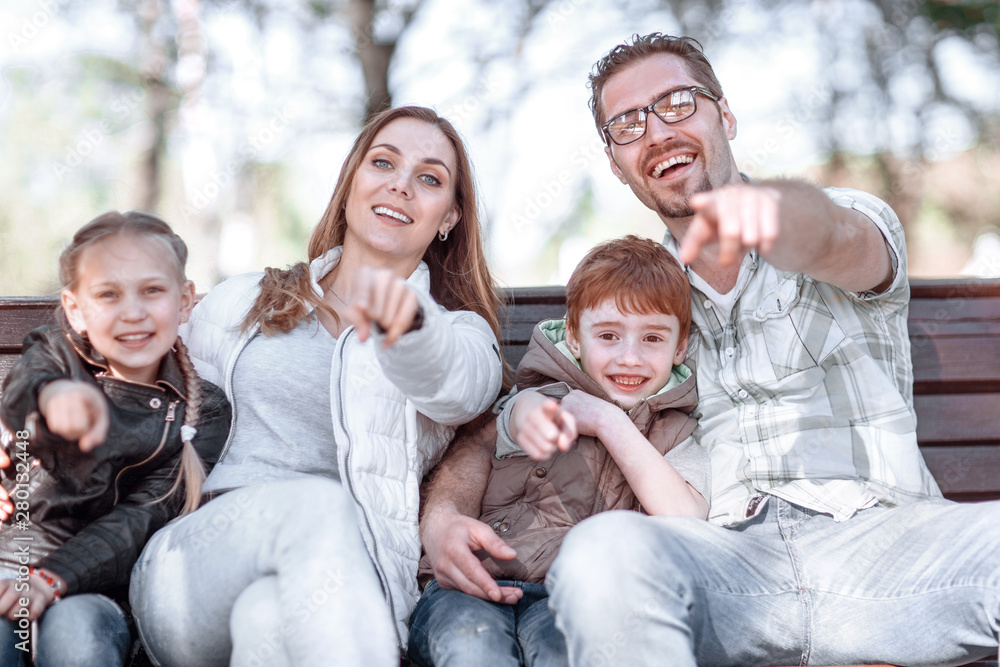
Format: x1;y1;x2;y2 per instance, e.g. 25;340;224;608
438;229;449;242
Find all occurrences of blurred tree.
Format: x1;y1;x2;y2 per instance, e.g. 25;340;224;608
294;0;424;121
824;0;1000;229
135;0;186;212
2;0;999;293
923;0;1000;38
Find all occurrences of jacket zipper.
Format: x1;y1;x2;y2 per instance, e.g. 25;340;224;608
113;400;178;505
335;330;401;647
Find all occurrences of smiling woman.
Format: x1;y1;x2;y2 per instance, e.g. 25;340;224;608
342;117;463;281
128;106;505;666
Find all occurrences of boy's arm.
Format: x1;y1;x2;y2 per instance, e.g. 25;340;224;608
559;390;708;518
506;388;576;461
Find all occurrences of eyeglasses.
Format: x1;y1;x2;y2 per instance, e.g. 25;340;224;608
602;86;719;146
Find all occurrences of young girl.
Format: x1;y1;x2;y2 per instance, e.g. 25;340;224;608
0;211;231;667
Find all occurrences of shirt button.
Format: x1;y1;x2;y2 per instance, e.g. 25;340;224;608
534;467;547;478
737;389;749;399
703;299;713;310
725;347;734;357
149;398;162;409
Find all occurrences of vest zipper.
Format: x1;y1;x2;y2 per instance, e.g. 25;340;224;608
593;442;614;514
593;400;646;514
113;400;178;505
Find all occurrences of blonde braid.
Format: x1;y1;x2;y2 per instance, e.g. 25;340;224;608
171;337;207;514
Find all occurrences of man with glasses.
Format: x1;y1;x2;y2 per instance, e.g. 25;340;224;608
419;33;1000;666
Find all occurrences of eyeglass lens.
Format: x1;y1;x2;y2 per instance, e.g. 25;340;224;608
606;88;697;145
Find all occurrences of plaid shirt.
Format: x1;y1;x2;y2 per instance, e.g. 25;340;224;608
663;187;942;526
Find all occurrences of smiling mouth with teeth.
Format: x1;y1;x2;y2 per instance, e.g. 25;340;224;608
373;205;413;224
652;154;695;178
117;333;152;341
610;375;647;387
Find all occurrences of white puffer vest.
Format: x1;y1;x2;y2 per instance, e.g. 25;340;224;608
180;247;503;647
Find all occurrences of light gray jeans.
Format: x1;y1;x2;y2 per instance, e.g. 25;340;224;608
546;497;1000;667
129;477;397;667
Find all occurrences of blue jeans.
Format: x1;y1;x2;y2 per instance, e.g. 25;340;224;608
408;579;568;667
129;478;396;667
547;498;1000;667
0;594;131;667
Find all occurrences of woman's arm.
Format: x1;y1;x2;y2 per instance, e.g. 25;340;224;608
334;266;504;425
0;569;64;621
373;290;503;425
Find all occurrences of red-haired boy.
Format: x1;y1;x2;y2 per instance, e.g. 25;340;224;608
408;235;708;667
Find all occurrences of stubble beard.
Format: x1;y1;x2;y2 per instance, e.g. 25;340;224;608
653;171;713;220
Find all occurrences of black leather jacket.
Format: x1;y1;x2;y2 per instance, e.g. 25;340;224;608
0;325;231;597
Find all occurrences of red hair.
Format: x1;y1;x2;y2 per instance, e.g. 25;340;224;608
566;235;690;341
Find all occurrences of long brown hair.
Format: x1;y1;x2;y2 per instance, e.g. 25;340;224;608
242;106;504;350
58;211;206;515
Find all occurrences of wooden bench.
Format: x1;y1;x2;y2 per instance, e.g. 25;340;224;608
2;281;999;667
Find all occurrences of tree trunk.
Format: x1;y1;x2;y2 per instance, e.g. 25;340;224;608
348;0;393;121
136;0;172;212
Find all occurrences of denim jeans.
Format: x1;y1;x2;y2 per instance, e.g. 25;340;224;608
0;593;131;667
408;578;568;667
129;477;397;667
547;498;1000;667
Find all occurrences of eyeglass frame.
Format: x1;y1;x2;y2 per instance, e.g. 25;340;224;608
601;86;720;146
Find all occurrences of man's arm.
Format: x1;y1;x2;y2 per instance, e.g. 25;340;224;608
420;417;522;603
680;179;893;294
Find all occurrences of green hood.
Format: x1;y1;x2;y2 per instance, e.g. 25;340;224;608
534;318;691;397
